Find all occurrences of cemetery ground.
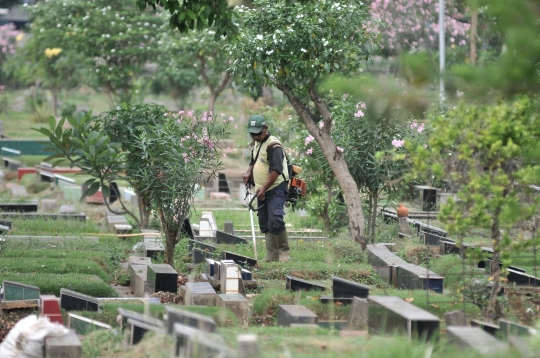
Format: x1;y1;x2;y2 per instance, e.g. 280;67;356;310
0;168;540;357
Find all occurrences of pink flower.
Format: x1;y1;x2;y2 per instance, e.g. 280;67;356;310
336;146;344;153
188;110;194;117
392;139;404;148
354;110;364;118
234;125;238;129
306;148;313;155
319;122;324;129
223;153;227;157
177;119;181;123
164;113;168;117
305;135;315;146
178;110;184;115
228;116;234;122
227;147;231;151
410;122;418;129
221;113;225;117
417;124;425;133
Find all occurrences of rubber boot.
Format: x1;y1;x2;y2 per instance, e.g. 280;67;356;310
276;230;290;262
260;232;279;262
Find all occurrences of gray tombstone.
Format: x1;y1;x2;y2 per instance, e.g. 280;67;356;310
398;217;414;236
346;297;368;330
277;305;318;327
444;310;466;327
446;326;508;355
44;331;82;358
166;306;216;334
223;221;234;235
184;282;217;306
237;334;259;358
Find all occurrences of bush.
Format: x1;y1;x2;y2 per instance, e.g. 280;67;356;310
25;91;47;113
26;181;51;194
30;103;53;123
60;101;76;117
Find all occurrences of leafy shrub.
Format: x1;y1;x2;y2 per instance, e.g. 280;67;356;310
26;181;51;194
30;104;53;123
60;101;76;117
25;91;47;113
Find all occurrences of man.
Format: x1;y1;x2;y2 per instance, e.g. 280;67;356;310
243;114;290;262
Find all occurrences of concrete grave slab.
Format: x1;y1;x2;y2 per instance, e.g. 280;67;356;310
115;224;133;235
218;294;249;325
498;319;537;339
144;240;165;260
60;288;99;312
147;264;178;294
117;307;164;332
165;306;216;334
223;221;234;235
216;230;246;245
346;297;368;331
193;247;214;264
446;326;508;355
237;334;258;358
184;282;217;306
368;296;440;341
444;310;466;327
332;275;369;299
59;205;76;214
40;199;57;212
39;295;63;325
173;322;223;357
220;260;240;294
222;250;256;268
68;313;112;336
127;318;164;345
396;263;444;293
286;275;326;292
130;264;147;296
44;330;82;358
278;305;318;327
471;319;500;336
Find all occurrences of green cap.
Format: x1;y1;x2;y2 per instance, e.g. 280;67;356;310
247;115;267;133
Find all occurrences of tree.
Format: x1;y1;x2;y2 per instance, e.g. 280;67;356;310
0;23;21;84
410;97;540;319
137;0;237;39
37;106;231;266
227;0;382;248
158;27;232;112
27;0;164;106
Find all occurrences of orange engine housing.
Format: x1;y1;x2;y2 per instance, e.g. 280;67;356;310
290;177;307;196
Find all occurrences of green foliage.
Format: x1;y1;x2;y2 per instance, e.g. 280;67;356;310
228;0;381;95
138;0;237;40
60;101;77;117
30;103;53;123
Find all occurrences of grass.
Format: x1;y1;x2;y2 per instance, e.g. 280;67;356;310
6;217;101;236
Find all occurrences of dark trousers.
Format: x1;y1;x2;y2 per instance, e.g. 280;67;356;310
257;181;288;234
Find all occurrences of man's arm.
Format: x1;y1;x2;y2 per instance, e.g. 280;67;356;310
242;150;256;185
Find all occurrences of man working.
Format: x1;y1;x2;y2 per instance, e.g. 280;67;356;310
243;114;290;262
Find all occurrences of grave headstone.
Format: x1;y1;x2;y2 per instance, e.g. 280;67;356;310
220;260;240;294
39;295;63;325
277;305;318;327
498;319;537;339
241;269;253;281
40;199;57;212
216;230;247;245
414;185;438;211
44;331;82;358
107;215;127;231
218;173;230;193
184;282;217;306
206;258;216;277
237;334;259;358
144;240;165;260
117;307;164;332
115;224;133;235
332;276;369;299
367;245;408;284
346;297;368;331
446;326;508;355
60;288;99;312
368;296;440;341
286;275;326;292
198;218;215;241
182;217;194;239
130;264;147;296
59;205;76;215
218;294;249;325
222;250;256;268
471;319;500;336
165;306;216;334
396;263;444;293
68;313;112;335
422;231;446;246
223;221;234;235
507;336;534;358
147;264;178;294
2;281;40;301
193;247;214;264
173;322;218;357
188;239;216;255
127;318;163;345
444;310;466;327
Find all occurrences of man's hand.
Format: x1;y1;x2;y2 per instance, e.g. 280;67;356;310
255;187;267;201
243;166;254;185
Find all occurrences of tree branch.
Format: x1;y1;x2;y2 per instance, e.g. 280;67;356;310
197;55;215;96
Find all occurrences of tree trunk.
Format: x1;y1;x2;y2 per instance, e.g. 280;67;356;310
276;82;366;249
470;9;478;65
52;90;58;116
366;195;373;240
159;207;178;266
321;180;333;233
371;192;378;244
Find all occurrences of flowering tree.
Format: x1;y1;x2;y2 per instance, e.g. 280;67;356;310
26;0;164;106
228;0;382;249
37;105;231;266
371;0;470;55
0;23;22;83
157;27;232;112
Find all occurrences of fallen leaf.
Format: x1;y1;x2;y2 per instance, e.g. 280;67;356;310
334;301;343;306
430;304;440;309
404;298;414;303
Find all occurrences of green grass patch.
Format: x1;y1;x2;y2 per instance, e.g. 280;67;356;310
7;218;101;236
0;257;110;282
0;273;115;297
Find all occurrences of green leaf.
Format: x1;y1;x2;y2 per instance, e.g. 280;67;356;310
80;181;100;202
101;184;110;198
121;102;128;110
48;116;56;131
187;10;196;20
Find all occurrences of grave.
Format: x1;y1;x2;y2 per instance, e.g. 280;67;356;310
38;170;55;182
217;294;250;325
331;275;369;300
399;217;414;236
39;295;63;325
421;231;446;246
68;313;112;335
368;296;440;341
144;240;165;260
2;280;40;301
197;218;215;241
44;331;82;358
367;245;408;284
470;319;500;336
241;269;253;281
506;268;540;286
237;334;259;358
218;173;231;193
117;307;164;332
0;200;38;212
173;322;223;357
147;264;178;294
395;263;444;293
0;219;12;229
107;215;128;231
60;288;99;311
165;306;217;333
446;326;508;354
286;275;327;292
188;239;216;254
127;318;164;345
182;217;194;239
222;250;257;268
115;224;133;235
184;282;217;306
193;247;214;264
220;260;240;294
444;310;466;326
0;212;86;221
498;319;537;339
277;305;318;327
216;230;247;245
7;184;28;197
130;265;148;297
3;157;23;171
59;204;76;214
223;221;234;235
346;297;368;331
414;185;438;211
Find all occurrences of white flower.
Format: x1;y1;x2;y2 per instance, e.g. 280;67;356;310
256;34;263;40
111;49;115;53
266;50;274;55
318;19;323;23
301;48;307;53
